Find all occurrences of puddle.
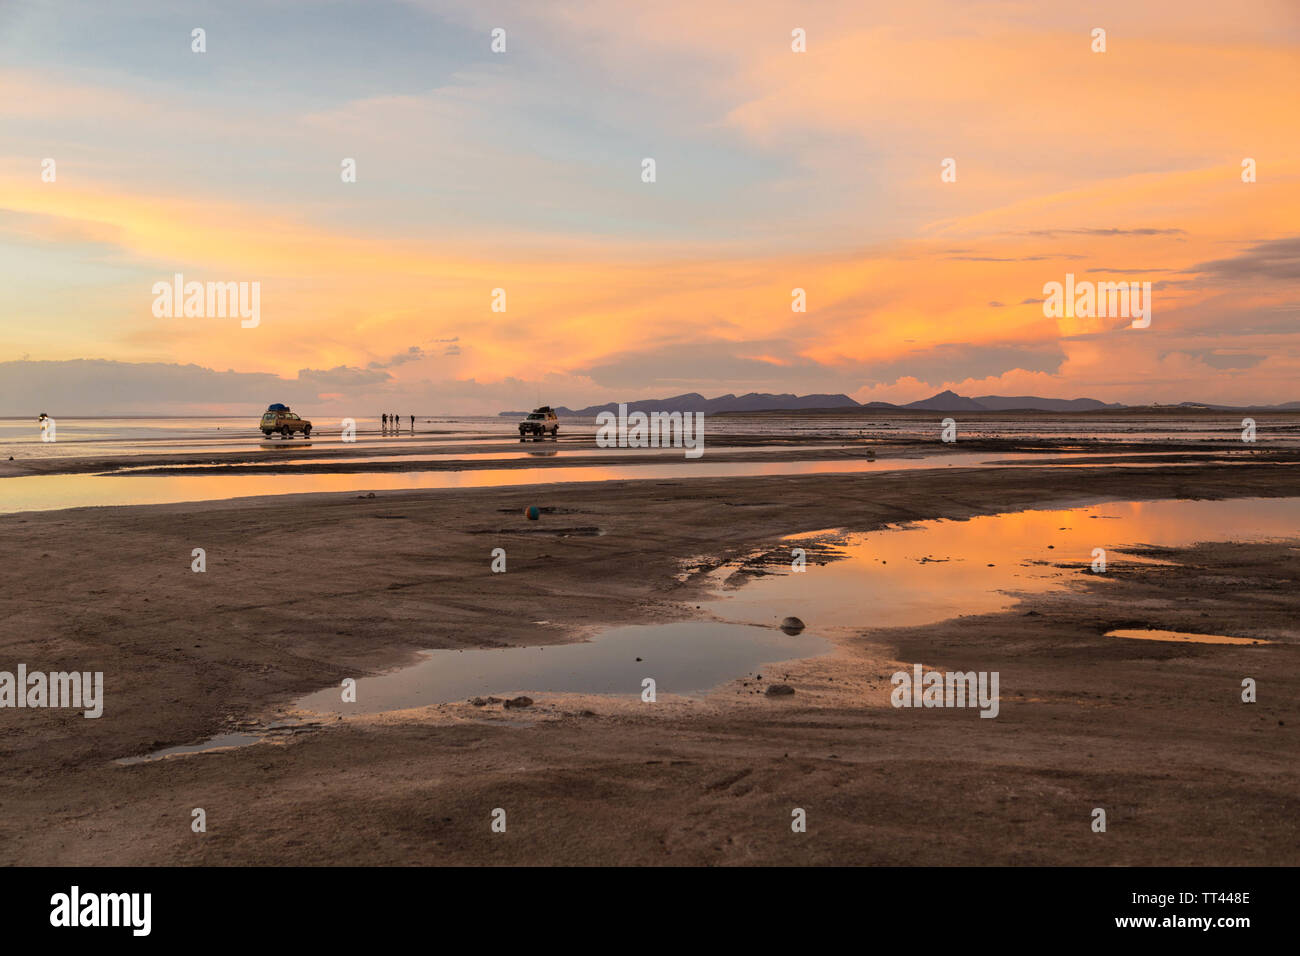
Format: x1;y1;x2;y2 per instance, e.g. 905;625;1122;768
299;497;1300;720
114;718;319;765
115;733;263;765
1106;629;1272;645
294;622;830;716
699;497;1300;634
118;495;1299;759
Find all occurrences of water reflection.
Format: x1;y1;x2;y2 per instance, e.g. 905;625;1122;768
1106;629;1270;645
0;453;979;513
114;496;1298;761
293;622;829;716
7;453;1292;514
702;498;1300;633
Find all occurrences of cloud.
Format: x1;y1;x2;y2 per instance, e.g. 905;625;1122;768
0;360;294;414
368;346;425;369
575;340;814;391
297;365;393;390
1029;228;1188;239
1083;267;1170;274
1171;350;1267;370
945;255;1082;262
1187;236;1300;281
2;2;1299;409
856;344;1068;388
0;359;540;416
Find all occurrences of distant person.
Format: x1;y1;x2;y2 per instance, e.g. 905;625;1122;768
381;413;387;428
409;414;414;430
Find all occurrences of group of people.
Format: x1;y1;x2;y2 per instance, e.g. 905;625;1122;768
381;413;414;432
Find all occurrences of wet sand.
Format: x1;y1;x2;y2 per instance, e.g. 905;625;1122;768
0;452;1296;865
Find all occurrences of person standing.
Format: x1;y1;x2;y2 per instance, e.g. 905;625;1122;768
381;413;387;429
409;414;414;431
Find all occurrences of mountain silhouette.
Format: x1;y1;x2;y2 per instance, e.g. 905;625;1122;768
499;390;1296;416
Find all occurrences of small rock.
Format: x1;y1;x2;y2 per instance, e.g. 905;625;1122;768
780;616;805;635
766;684;795;697
504;696;533;708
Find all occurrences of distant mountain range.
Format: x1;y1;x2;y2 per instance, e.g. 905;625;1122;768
500;390;1300;416
884;390;1128;412
500;392;860;417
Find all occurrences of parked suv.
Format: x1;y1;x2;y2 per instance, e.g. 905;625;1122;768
518;406;559;440
260;403;312;438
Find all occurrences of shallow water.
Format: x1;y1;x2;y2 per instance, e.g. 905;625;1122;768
115;733;263;765
7;451;1290;514
0;453;960;513
301;497;1300;715
116;495;1300;761
103;443;865;472
701;497;1300;634
294;622;831;716
0;416;515;460
1106;629;1271;645
8;412;1298;462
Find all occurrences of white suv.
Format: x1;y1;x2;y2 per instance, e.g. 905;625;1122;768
518;406;559;440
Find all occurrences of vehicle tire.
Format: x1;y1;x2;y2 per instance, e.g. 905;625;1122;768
281;427;291;439
303;427;311;438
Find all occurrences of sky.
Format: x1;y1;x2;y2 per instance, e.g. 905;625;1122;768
1;0;1298;414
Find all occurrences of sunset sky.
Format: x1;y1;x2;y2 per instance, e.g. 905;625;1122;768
2;0;1298;414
